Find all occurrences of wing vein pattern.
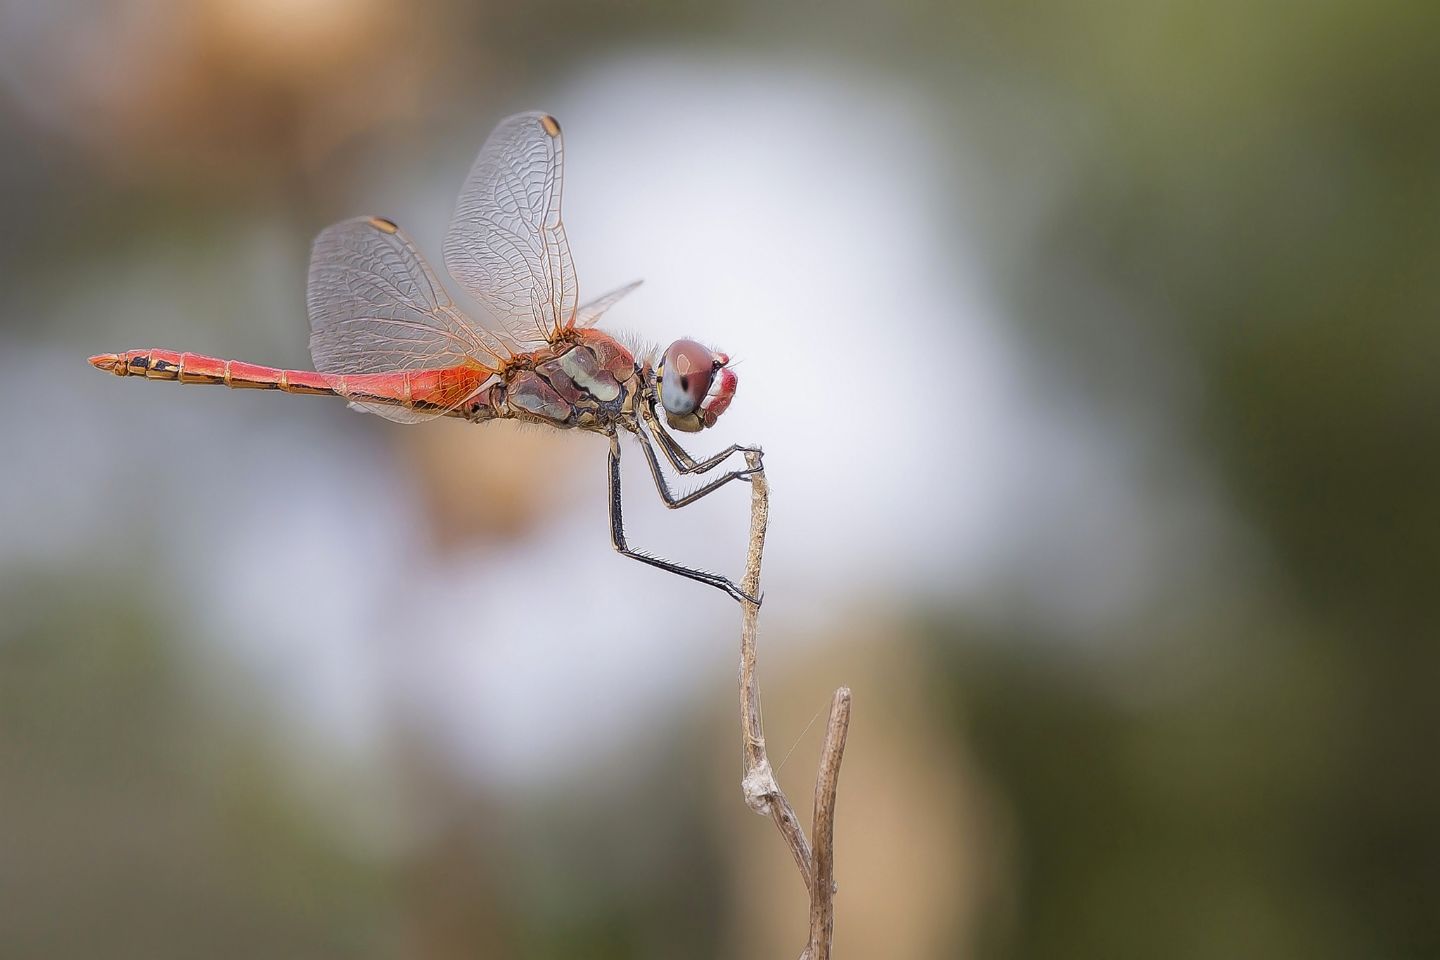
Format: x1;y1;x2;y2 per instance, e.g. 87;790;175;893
444;112;577;345
307;216;501;422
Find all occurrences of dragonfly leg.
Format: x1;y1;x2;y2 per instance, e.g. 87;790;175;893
608;433;760;606
633;426;760;509
641;402;762;474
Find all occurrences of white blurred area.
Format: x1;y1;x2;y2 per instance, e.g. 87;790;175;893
0;51;1217;791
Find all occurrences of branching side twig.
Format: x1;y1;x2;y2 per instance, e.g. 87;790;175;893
806;687;851;960
737;450;852;959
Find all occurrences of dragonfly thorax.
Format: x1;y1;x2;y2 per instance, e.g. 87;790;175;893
493;330;641;430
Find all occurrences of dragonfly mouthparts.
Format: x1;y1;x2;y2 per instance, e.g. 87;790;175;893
88;353;121;372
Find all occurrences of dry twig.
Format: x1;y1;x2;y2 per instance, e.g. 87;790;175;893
737;451;852;959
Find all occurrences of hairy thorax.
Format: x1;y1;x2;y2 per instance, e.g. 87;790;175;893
467;329;642;431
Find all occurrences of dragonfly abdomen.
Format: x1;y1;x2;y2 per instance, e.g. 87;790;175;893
90;349;339;394
87;349;496;423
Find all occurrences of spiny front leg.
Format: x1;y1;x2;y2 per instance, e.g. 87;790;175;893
607;433;760;605
633;426;760;509
641;402;762;475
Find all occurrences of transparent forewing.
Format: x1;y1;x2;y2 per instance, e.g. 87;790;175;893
574;280;643;328
307;216;504;422
444;112;577;345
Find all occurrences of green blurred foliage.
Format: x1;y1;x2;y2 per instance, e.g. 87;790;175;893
928;4;1440;955
0;571;395;957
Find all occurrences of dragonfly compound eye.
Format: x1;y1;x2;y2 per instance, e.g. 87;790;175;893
659;338;736;432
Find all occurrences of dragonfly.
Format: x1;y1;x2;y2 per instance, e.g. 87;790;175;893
90;111;762;604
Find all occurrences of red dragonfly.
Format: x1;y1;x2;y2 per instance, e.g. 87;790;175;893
90;112;761;604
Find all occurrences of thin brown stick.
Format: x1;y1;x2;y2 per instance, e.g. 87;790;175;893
738;451;813;890
806;687;851;960
736;450;852;959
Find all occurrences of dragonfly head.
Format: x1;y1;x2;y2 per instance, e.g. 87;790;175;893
656;338;737;433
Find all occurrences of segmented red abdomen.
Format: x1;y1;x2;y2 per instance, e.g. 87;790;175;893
88;349;491;416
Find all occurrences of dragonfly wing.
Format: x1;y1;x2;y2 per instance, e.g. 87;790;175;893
344;398;448;425
444;112;577;346
574;279;643;328
307;215;502;422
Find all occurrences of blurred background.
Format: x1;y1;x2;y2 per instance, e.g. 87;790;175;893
2;0;1437;956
